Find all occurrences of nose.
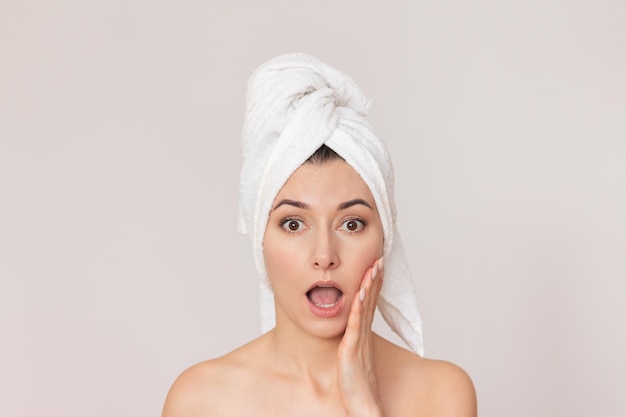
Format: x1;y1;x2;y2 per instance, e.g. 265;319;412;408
312;228;339;270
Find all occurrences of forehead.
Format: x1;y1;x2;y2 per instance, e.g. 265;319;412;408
274;159;376;205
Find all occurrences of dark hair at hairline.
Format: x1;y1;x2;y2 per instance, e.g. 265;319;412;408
306;144;344;165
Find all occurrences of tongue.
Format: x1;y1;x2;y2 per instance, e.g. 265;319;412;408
308;287;342;306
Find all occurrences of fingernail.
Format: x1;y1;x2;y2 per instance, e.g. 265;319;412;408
378;256;384;270
359;288;365;302
371;264;378;280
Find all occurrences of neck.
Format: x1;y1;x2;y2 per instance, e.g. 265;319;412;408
267;322;344;392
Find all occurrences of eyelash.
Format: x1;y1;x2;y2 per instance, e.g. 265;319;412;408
339;217;367;234
279;216;306;234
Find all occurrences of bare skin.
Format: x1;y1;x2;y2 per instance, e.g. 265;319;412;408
162;161;477;417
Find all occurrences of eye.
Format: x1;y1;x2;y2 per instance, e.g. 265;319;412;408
280;218;305;233
339;218;365;233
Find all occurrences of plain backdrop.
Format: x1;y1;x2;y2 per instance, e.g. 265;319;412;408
1;1;625;416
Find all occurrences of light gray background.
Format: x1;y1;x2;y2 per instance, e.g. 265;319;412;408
1;1;624;416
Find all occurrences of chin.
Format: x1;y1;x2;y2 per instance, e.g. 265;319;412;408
304;316;349;340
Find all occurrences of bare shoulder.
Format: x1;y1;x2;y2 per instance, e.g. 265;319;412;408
374;336;477;417
161;356;232;417
161;338;265;417
417;358;477;417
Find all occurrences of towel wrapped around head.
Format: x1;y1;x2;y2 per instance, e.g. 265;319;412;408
237;53;424;355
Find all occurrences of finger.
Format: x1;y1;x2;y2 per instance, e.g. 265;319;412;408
360;260;381;342
369;260;382;307
341;261;377;351
365;258;383;318
340;277;365;351
361;258;384;344
371;256;384;306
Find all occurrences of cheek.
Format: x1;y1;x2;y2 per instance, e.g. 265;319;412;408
263;232;302;286
343;232;384;278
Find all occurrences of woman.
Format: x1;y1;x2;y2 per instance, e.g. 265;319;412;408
162;54;476;417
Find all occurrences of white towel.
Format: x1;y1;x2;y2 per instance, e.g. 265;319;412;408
237;53;424;355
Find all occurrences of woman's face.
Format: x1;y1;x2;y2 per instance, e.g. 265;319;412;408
263;159;384;339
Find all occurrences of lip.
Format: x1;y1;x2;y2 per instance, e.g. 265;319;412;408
306;280;344;294
306;281;345;318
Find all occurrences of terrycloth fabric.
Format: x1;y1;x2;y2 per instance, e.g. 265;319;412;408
237;53;424;355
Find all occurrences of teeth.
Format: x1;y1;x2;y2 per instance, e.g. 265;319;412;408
312;295;342;308
314;302;338;308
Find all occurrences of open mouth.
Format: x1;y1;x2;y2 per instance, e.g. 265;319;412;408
306;284;344;308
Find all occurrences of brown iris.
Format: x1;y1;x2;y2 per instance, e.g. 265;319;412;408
346;220;358;231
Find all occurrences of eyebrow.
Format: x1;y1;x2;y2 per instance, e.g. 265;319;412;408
272;198;372;211
272;199;310;210
337;198;373;210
